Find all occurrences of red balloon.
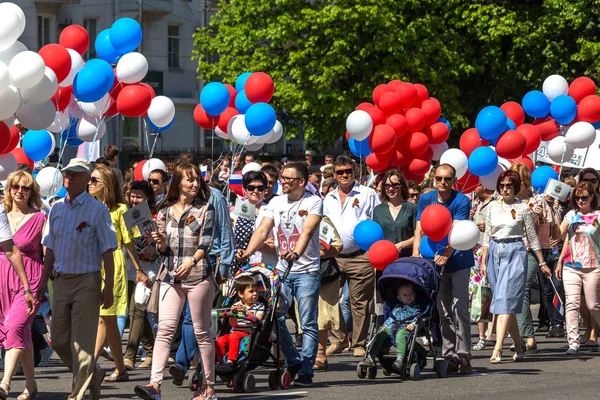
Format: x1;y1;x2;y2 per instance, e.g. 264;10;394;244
217;107;239;132
408;131;429;155
245;72;274;103
514;156;535;172
110;80;126;100
366;106;386;128
39;44;72;83
459;128;484;157
420;204;453;242
356;102;374;111
372;84;393;105
533;118;559;141
117;84;152;117
577;95;600;123
104;98;118;117
386;114;408;138
59;24;89;55
395;83;419;108
365;152;391;172
345;131;351;141
368;240;399;271
414;84;429;102
11;148;33;169
134;160;147;181
0;122;10;154
408;157;430;176
388;80;402;90
402;170;425;183
421;146;433;162
405;108;426;133
569;77;597;104
421;98;441;126
51;85;73;112
194;104;220;130
495;130;526;160
2;126;20;154
224;84;237;107
516;124;541;155
428;122;450;144
392;150;411;167
139;83;156;100
454;172;480;194
369;124;396;154
501;101;525;127
378;92;403;115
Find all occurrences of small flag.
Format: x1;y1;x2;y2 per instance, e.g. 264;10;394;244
229;174;244;197
550;279;564;316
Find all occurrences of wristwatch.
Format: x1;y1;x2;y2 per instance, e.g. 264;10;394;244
189;256;198;264
293;252;300;261
540;262;548;267
23;289;32;295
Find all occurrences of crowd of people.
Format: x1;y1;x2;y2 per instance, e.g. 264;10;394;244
0;144;597;400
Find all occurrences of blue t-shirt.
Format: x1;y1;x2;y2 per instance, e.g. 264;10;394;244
416;190;474;273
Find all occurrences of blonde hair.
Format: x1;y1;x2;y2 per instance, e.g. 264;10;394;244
3;171;43;212
509;163;532;189
94;164;126;211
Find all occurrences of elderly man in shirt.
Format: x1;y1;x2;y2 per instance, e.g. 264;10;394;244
323;156;380;357
37;158;117;400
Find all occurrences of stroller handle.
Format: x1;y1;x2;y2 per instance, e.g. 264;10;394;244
280;260;293;283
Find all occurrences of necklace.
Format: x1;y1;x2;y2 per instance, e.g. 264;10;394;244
9;211;28;233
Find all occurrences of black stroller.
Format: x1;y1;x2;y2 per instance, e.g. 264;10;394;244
357;257;448;380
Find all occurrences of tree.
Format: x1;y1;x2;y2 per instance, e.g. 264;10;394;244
194;0;600;150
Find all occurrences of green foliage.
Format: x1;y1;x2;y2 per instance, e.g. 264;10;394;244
194;0;600;150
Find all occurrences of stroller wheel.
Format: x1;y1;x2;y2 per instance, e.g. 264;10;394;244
232;373;243;393
409;363;421;380
356;365;367;379
243;373;256;393
188;368;202;391
280;370;292;390
268;371;279;390
434;359;448;378
382;368;392;377
367;366;377;379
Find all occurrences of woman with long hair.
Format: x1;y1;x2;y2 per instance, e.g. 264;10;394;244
134;162;217;400
0;171;44;400
88;164;142;382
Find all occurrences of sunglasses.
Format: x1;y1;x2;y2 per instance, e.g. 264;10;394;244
384;182;401;190
335;168;353;176
245;184;265;192
89;177;102;185
11;184;31;192
279;176;302;183
148;178;162;185
575;195;590;202
498;184;513;190
408;192;419;198
582;178;599;185
434;176;453;183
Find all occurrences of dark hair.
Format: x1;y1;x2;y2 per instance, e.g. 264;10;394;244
436;163;456;179
333;155;356;171
103;144;119;160
283;162;309;183
261;164;279;181
243;171;268;188
126;180;157;215
160;162;211;208
16;163;33;174
174;153;199;166
235;275;257;294
149;169;168;183
407;181;421;193
496;170;521;193
571;181;599;211
380;169;409;202
577;168;600;194
95;157;110;166
324;154;334;160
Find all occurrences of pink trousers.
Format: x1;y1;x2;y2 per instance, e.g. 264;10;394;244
563;268;600;348
151;280;216;385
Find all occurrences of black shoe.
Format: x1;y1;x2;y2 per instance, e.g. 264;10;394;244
294;374;313;387
459;358;472;374
287;362;302;381
536;324;550;333
546;325;558;338
556;324;566;337
216;362;234;374
447;359;460;374
391;359;404;374
169;364;185;386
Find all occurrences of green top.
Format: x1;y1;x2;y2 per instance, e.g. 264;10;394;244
373;201;418;257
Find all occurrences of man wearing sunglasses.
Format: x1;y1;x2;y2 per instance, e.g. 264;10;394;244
412;163;474;374
323;156;381;358
147;169;169;204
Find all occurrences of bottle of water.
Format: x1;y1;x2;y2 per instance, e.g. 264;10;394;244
551;245;560;261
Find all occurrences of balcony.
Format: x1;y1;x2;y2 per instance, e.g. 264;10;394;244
120;0;173;16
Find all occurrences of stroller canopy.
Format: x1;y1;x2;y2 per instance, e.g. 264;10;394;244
377;257;439;308
224;263;281;310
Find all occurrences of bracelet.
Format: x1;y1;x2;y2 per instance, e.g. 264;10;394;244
540;262;548;267
293;252;300;260
23;289;32;295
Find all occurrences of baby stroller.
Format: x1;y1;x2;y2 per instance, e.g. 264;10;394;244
357;257;448;380
189;262;293;393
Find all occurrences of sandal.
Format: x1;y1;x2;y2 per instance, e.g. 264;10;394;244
490;348;502;364
134;384;161;400
193;387;218;400
104;371;129;382
17;384;37;400
0;382;9;400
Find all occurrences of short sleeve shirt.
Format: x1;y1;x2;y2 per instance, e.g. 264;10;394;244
0;206;13;243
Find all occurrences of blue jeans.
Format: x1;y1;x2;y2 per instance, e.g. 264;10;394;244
339;280;352;332
277;271;320;378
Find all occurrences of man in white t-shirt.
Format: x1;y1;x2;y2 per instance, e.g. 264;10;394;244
238;162;322;388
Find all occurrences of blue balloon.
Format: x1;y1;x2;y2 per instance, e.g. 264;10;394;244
348;137;372;158
61;121;83;147
200;82;230;116
353;220;384;251
550;95;577;125
469;146;498;176
235;90;252;114
95;29;121;63
437;117;451;132
73;59;114;102
235;72;252;92
245;103;276;136
148;115;175;133
531;165;558;192
593;120;600;129
522;90;550;119
475;106;508;141
56;186;67;198
506;118;516;130
110;18;142;54
22;130;54;161
419;236;448;259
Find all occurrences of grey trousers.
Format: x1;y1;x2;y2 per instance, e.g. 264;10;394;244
437;268;472;361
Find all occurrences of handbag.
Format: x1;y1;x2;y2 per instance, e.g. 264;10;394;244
320;257;340;284
147;264;167;315
470;283;492;322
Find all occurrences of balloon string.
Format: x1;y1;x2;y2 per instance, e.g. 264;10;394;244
143;118;151;156
149;132;159;159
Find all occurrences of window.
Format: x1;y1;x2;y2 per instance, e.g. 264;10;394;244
168;25;180;69
83;18;97;60
37;15;51;49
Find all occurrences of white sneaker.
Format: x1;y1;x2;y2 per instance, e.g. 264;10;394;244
38;345;54;367
565;346;579;355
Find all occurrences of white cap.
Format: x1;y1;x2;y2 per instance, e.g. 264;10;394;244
62;158;92;174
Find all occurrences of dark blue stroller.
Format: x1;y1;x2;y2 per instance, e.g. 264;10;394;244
357;257;448;380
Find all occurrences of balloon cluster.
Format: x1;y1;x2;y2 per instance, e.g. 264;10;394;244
345;80;451;182
193;72;283;152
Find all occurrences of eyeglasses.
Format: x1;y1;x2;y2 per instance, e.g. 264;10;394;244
408;192;419;198
582;178;599;185
148;178;161;185
89;177;102;185
384;183;401;190
279;176;302;183
434;176;453;183
498;184;513;190
335;168;353;176
245;184;265;192
11;184;31;192
575;195;591;202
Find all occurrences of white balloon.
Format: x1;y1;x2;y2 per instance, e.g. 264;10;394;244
448;220;480;251
565;121;596;149
346;110;372;141
0;85;20;120
0;3;25;38
548;136;574;163
242;162;262;175
430;142;448;161
256;129;273;144
0;41;26;66
246;134;259;145
439;148;468;179
76;116;106;142
47;111;70;133
68;97;84;120
0;153;17;180
142;158;167;180
479;163;506;190
214;126;230;141
542;75;569;102
0;62;9;93
245;142;263;152
9;51;46;89
265;120;283;144
231;115;250;144
78;93;111;118
60;49;84;87
147;96;175;128
35;166;64;197
16;100;56;130
116;52;148;84
21;67;57;104
0;10;21;52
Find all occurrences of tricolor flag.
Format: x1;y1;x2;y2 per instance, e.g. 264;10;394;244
550;279;564;316
229;174;244;197
201;165;208;180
